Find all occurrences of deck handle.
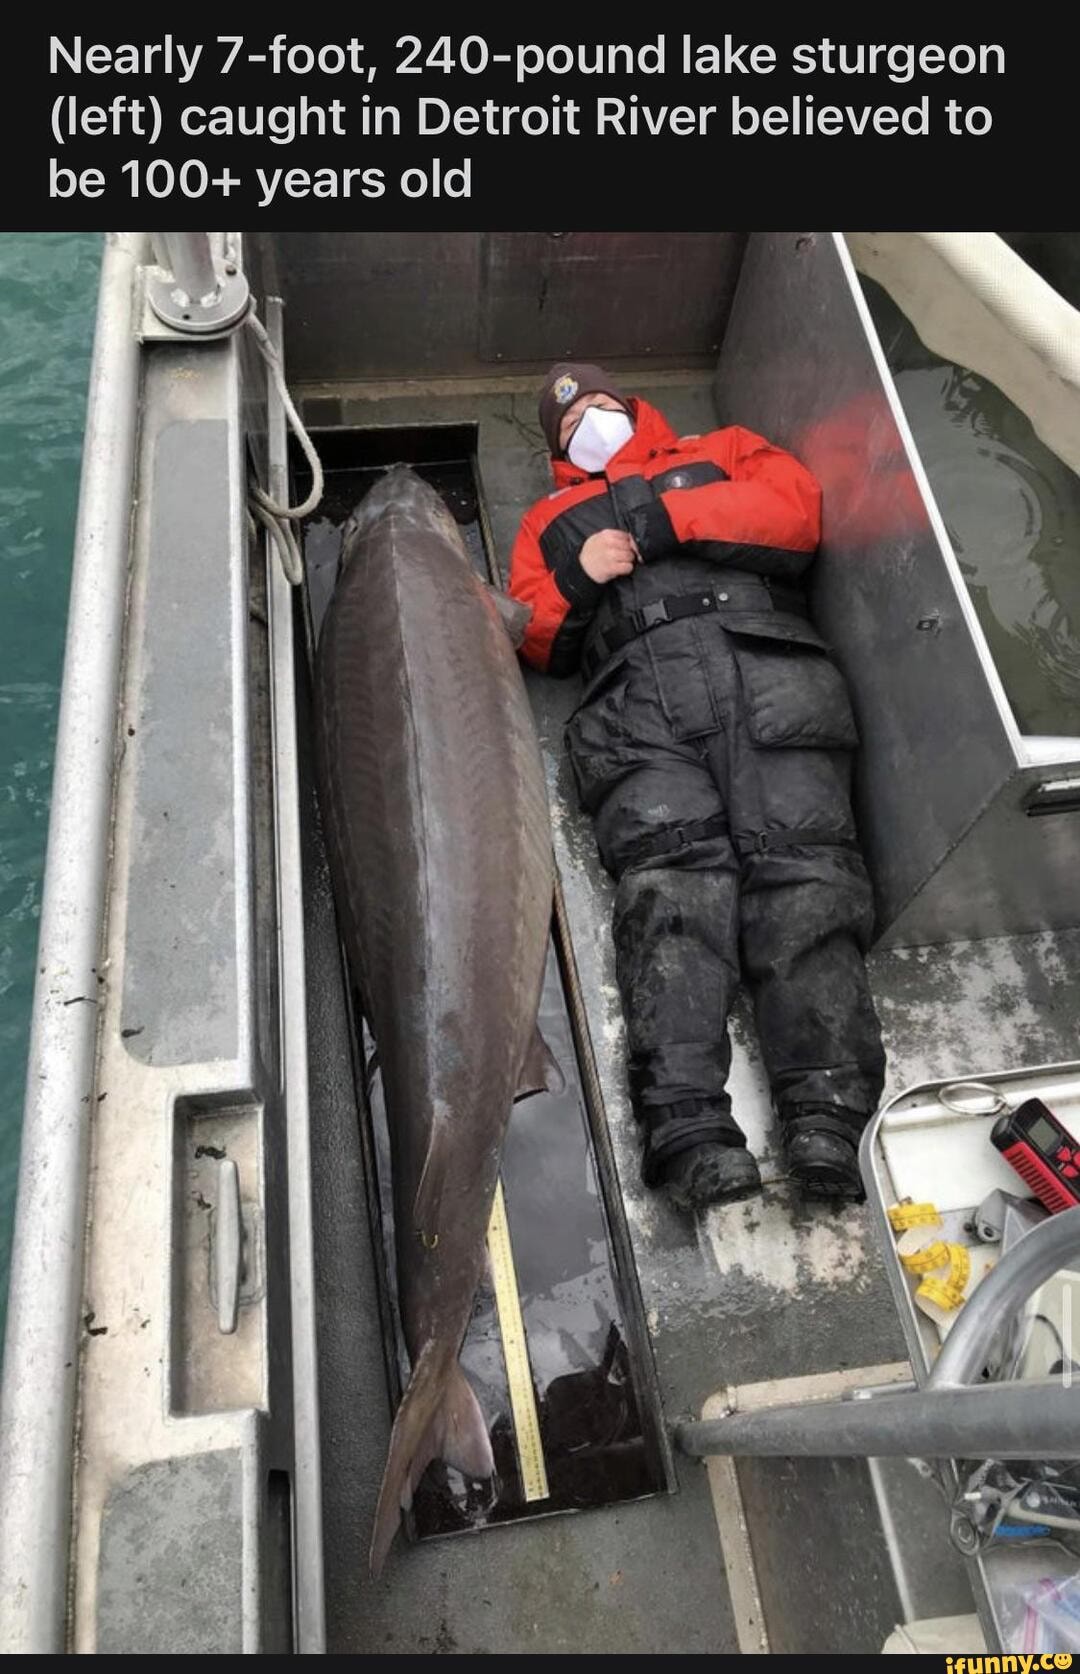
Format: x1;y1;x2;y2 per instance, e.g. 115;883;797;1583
215;1159;243;1335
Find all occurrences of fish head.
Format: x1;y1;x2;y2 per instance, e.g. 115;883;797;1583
341;465;464;568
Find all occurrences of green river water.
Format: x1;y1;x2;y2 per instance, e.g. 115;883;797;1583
0;233;100;1332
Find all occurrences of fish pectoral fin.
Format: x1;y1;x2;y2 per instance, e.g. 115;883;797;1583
440;1363;496;1480
483;583;532;650
412;1122;452;1237
515;1026;565;1101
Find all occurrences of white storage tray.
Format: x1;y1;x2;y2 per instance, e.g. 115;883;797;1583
860;1061;1080;1380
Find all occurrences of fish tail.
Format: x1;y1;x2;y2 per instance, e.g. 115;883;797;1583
369;1344;494;1577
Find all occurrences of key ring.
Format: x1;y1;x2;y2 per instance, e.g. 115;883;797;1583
937;1080;1010;1118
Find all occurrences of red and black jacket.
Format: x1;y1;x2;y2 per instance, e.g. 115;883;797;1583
509;399;822;676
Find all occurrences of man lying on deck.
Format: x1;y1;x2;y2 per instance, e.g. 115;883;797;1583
509;363;886;1213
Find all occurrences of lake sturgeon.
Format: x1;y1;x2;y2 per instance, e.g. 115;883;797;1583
314;466;558;1574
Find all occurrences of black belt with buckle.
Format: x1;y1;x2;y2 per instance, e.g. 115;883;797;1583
581;577;808;684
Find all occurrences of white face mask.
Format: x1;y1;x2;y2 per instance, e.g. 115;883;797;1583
566;405;634;472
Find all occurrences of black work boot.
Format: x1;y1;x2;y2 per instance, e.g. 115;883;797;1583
781;1106;867;1202
659;1141;762;1212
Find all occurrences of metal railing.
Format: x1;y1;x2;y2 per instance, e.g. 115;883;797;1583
675;1207;1080;1461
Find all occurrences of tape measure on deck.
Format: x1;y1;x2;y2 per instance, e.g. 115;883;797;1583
487;1180;550;1503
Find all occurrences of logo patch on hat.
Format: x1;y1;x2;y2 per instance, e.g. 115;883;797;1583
553;374;578;406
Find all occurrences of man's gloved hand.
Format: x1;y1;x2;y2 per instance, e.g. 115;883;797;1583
579;528;640;582
609;475;677;561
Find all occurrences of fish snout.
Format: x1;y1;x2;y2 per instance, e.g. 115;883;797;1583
342;466;456;564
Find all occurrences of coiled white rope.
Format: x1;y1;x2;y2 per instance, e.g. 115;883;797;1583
244;309;324;585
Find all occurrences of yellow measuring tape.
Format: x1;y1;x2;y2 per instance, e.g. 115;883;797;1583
486;1179;550;1503
889;1201;974;1312
916;1243;972;1313
887;1201;941;1233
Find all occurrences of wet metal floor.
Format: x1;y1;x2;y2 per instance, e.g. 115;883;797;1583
296;372;1080;1654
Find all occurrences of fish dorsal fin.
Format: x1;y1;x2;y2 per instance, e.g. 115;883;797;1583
515;1027;565;1102
413;1119;451;1244
483;583;532;650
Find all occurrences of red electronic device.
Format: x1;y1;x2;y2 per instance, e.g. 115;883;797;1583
990;1098;1080;1214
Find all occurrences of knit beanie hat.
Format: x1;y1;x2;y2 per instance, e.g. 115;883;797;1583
537;362;631;456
